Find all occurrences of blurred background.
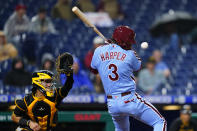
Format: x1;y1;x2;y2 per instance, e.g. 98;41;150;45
1;0;197;130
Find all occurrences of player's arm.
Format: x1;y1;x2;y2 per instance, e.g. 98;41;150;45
58;72;74;98
90;67;98;74
12;113;40;131
131;50;142;71
12;99;41;131
90;47;99;74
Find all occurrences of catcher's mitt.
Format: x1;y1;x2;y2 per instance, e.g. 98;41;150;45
56;52;73;76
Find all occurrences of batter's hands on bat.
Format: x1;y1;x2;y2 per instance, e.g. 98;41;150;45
29;120;41;131
105;39;113;44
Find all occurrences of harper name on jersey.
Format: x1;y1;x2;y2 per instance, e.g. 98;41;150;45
100;51;127;62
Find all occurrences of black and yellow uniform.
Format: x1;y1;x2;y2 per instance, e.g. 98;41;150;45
13;71;73;131
169;118;197;131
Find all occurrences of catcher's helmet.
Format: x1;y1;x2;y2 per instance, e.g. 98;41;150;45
112;26;136;50
32;70;55;97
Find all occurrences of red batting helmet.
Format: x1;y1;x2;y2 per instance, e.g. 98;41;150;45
112;26;136;50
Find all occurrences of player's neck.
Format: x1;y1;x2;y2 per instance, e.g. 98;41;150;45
35;90;45;98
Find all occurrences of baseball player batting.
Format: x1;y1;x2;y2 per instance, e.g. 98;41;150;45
90;26;167;131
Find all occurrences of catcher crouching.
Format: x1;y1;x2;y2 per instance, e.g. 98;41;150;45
11;53;74;131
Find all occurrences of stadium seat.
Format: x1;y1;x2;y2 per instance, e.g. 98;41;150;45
0;0;197;95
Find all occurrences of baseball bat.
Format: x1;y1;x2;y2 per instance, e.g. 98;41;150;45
72;6;107;41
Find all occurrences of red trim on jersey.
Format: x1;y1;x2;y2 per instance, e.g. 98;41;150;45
124;99;134;104
90;67;98;74
135;93;166;131
133;50;142;72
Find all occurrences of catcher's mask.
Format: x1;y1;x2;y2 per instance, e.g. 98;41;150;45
32;70;55;97
112;26;136;50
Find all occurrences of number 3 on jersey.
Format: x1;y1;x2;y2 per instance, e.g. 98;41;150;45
108;64;119;81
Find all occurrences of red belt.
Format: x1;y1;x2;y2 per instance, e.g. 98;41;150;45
107;91;131;99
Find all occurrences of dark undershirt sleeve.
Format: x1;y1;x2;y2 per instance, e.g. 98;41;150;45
14;99;27;117
56;73;74;102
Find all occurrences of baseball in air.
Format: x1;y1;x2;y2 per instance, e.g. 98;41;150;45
141;42;149;49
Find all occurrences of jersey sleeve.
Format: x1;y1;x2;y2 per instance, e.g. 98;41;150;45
56;74;74;103
91;47;100;69
130;51;141;71
14;99;27;117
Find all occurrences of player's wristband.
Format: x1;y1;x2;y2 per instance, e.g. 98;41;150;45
19;118;30;127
